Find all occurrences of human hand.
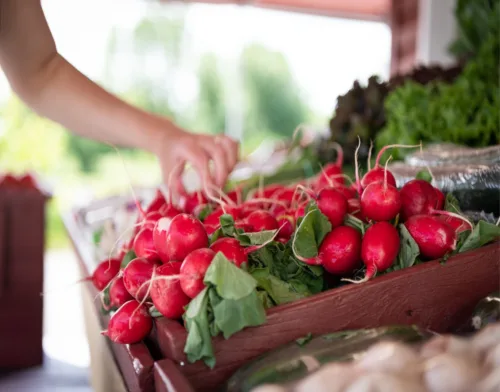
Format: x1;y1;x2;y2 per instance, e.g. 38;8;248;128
152;123;239;197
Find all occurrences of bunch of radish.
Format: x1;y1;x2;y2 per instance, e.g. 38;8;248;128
252;322;500;392
86;186;284;345
85;139;492;347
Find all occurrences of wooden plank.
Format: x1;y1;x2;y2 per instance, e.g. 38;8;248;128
155;242;500;391
154;359;196;392
64;212;156;392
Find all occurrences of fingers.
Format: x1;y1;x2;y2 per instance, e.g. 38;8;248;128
201;134;239;187
200;136;229;188
179;143;214;192
218;135;239;171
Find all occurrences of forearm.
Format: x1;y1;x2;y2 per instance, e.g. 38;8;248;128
22;54;168;153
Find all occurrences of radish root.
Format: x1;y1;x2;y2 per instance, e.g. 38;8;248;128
383;156;393;190
341;265;378;285
431;210;473;231
367;139;374;171
354;136;363;196
375;142;422;168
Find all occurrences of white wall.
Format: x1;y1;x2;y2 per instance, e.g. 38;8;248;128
416;0;457;66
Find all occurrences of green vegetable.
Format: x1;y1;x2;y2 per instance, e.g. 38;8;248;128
219;214;277;246
395;224;421;270
377;33;500;160
204;252;258;300
198;204;213;221
184;254;266;368
292;204;331;259
449;0;500;59
444;193;462;214
344;214;367;235
458;221;500;253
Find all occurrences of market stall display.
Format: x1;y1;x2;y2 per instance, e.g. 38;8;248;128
65;141;499;391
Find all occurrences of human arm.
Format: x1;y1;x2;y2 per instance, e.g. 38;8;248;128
0;0;238;190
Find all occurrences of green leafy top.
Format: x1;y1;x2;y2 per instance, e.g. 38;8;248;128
204;252;258;300
292;204;332;259
184;253;266;368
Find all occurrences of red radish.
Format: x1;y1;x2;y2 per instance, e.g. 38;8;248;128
294;202;308;221
276;215;295;239
180;191;208;215
246;210;279;232
360;143;420;189
157;213;208;263
122;257;158;300
133;227;158;262
210;233;280;268
101;300;153;344
145;190;166;214
239;204;259;219
269;204;287;219
399;179;441;221
254;184;283;199
159;203;182;220
438;215;472;234
150;262;190;319
89;258;121;291
294;226;361;273
360;181;401;222
109;277;134;308
434;187;445;210
274;187;299;205
333;185;357;200
315;142;345;188
347;198;360;214
180;248;215;298
133;210;164;236
316;188;348;227
344;221;400;283
227;187;243;205
404;215;457;259
234;220;252;232
210;238;248;267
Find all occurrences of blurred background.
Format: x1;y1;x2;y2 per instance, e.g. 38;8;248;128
0;0;391;250
1;0;497;389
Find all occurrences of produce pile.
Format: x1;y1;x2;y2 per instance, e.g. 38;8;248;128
250;322;500;392
86;142;500;368
320;0;499;164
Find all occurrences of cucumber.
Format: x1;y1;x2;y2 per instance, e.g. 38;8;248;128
224;325;431;392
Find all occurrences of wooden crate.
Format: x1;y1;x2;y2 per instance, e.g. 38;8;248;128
154;359;196;392
64;209;155;392
153;242;500;391
0;190;48;368
64;194;499;392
